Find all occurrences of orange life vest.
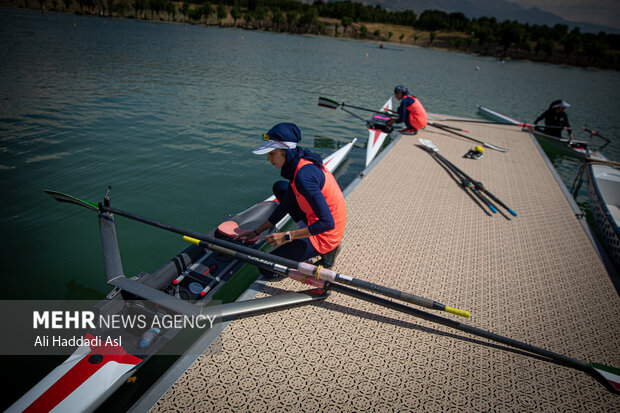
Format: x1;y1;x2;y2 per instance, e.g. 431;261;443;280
291;159;347;254
405;95;428;130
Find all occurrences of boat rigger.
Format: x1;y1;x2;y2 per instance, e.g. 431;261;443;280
8;140;356;413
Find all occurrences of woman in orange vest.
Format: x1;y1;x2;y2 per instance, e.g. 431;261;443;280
237;123;347;277
387;85;428;134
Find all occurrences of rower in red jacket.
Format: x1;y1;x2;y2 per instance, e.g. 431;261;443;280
237;123;347;276
387;85;428;134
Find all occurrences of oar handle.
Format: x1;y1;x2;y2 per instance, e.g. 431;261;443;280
432;151;516;216
298;263;471;318
585;158;620;167
427;150;497;213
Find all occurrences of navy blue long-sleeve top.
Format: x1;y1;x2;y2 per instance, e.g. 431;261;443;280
395;95;416;127
267;162;335;236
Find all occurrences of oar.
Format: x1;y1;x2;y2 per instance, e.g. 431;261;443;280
582;126;611;149
43;190;620;394
429;116;571;131
329;284;620;395
585;157;620;168
44;190;471;318
185;236;620;396
419;142;498;214
318;96;398;116
182;236;468;317
419;139;517;217
431;122;470;133
427;121;508;152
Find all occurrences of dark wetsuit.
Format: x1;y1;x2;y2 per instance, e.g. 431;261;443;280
534;109;570;138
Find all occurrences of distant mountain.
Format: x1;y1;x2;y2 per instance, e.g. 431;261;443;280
346;0;620;34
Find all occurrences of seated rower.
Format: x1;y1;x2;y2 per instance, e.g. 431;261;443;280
236;123;347;276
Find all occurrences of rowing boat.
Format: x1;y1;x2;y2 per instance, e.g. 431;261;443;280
365;98;392;167
587;160;620;270
476;105;597;159
8;139;356;413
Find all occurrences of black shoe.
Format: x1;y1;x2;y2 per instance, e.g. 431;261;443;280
318;245;341;269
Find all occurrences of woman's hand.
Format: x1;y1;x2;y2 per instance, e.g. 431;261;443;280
265;232;288;247
235;229;259;242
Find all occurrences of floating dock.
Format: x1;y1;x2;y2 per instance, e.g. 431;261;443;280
150;120;620;411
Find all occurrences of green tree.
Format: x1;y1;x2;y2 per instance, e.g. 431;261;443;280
230;5;241;26
243;11;252;28
181;1;189;22
188;6;201;23
299;7;318;33
286;10;298;33
216;3;226;26
360;24;368;38
106;0;113;15
202;1;213;24
429;31;437;46
132;0;145;17
62;0;73;11
341;16;352;36
166;1;175;22
373;29;380;38
499;21;525;53
271;8;284;31
334;22;340;37
536;37;555;57
388;31;393;40
550;23;568;42
562;30;581;57
113;0;126;16
399;33;404;42
254;6;267;28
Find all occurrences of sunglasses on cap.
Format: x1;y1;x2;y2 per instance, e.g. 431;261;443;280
262;134;293;148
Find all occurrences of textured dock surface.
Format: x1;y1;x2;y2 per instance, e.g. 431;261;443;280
152;121;620;412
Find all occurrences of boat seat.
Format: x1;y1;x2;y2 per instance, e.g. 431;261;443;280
217;220;260;244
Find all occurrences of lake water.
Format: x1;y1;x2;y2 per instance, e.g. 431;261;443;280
1;7;619;303
2;7;620;410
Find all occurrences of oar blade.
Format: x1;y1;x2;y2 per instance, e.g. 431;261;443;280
590;362;620;394
317;97;341;110
483;142;509;152
44;190;100;212
418;138;439;152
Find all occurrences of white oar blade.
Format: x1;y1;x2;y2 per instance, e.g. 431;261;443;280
418;138;439;152
590;362;620;393
483;142;509;152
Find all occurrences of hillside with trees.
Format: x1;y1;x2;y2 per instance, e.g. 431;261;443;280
6;0;619;70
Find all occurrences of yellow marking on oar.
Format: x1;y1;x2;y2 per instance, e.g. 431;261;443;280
314;264;323;280
445;306;470;318
183;235;200;245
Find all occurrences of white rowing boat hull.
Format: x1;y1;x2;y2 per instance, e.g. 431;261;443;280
587;162;620;269
8;139;356;413
366;98;392;167
476;105;592;159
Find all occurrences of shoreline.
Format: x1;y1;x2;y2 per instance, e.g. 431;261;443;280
3;4;618;71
